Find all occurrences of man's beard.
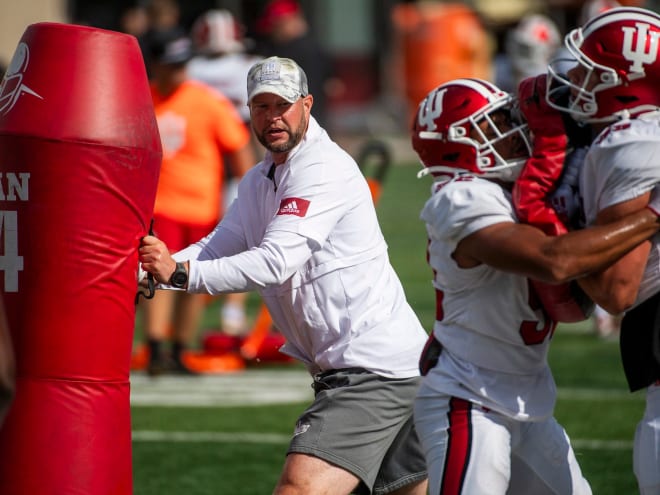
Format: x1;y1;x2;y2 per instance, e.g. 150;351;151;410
256;114;306;153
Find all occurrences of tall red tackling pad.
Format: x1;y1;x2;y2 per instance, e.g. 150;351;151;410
0;22;161;494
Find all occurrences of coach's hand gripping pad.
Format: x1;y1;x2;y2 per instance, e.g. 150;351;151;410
0;23;161;495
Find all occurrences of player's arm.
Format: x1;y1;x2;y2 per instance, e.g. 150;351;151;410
454;200;660;284
577;193;652;313
0;297;15;425
140;229;316;294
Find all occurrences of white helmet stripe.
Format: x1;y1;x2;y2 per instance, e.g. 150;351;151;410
449;78;504;101
582;7;660;37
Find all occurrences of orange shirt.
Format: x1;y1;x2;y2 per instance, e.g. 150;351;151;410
151;80;250;224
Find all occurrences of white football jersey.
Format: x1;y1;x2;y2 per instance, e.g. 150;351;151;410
174;117;428;378
579;113;660;307
421;175;557;421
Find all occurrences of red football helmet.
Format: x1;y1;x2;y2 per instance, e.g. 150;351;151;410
412;78;531;181
191;9;245;54
506;14;561;80
547;7;660;123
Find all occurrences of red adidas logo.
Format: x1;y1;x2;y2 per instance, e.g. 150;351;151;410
277;197;310;217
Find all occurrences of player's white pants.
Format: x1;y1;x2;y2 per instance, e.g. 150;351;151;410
414;384;592;495
634;382;660;495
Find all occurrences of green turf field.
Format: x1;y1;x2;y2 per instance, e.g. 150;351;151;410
132;163;644;494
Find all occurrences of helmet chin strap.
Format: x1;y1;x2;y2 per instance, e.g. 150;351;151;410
417;153;525;182
416;165;463;181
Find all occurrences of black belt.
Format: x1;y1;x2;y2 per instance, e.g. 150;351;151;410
311;367;368;393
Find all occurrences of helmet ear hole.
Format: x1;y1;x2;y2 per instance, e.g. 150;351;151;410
443;152;460;163
616;95;639;104
601;70;617;85
452;127;467;138
477;156;491;168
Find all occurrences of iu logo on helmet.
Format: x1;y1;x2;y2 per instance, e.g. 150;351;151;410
417;88;447;131
621;22;660;75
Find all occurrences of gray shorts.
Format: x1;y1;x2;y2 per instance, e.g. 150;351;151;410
288;368;427;495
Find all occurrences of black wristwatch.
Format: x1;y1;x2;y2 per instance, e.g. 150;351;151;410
169;262;188;289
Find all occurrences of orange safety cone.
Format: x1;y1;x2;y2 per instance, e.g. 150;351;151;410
240;303;276;360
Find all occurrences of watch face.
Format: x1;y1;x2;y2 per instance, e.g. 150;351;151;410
171;264;188;287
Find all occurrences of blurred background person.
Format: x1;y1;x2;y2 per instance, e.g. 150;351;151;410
188;9;261;127
119;2;149;48
138;0;182;78
118;2;151;73
494;12;561;93
145;0;180;37
143;27;254;375
253;0;336;130
187;9;263;337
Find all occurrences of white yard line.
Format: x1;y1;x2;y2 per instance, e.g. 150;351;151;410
557;388;645;401
572;439;633;450
132;430;291;444
131;430;633;450
130;369;314;407
130;370;643;407
131;370;638;451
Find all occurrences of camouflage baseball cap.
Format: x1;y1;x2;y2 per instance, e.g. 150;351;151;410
247;56;308;103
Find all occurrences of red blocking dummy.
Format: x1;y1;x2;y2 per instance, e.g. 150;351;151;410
0;23;161;494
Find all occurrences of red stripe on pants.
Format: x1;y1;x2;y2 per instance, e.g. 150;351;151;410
440;397;472;495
